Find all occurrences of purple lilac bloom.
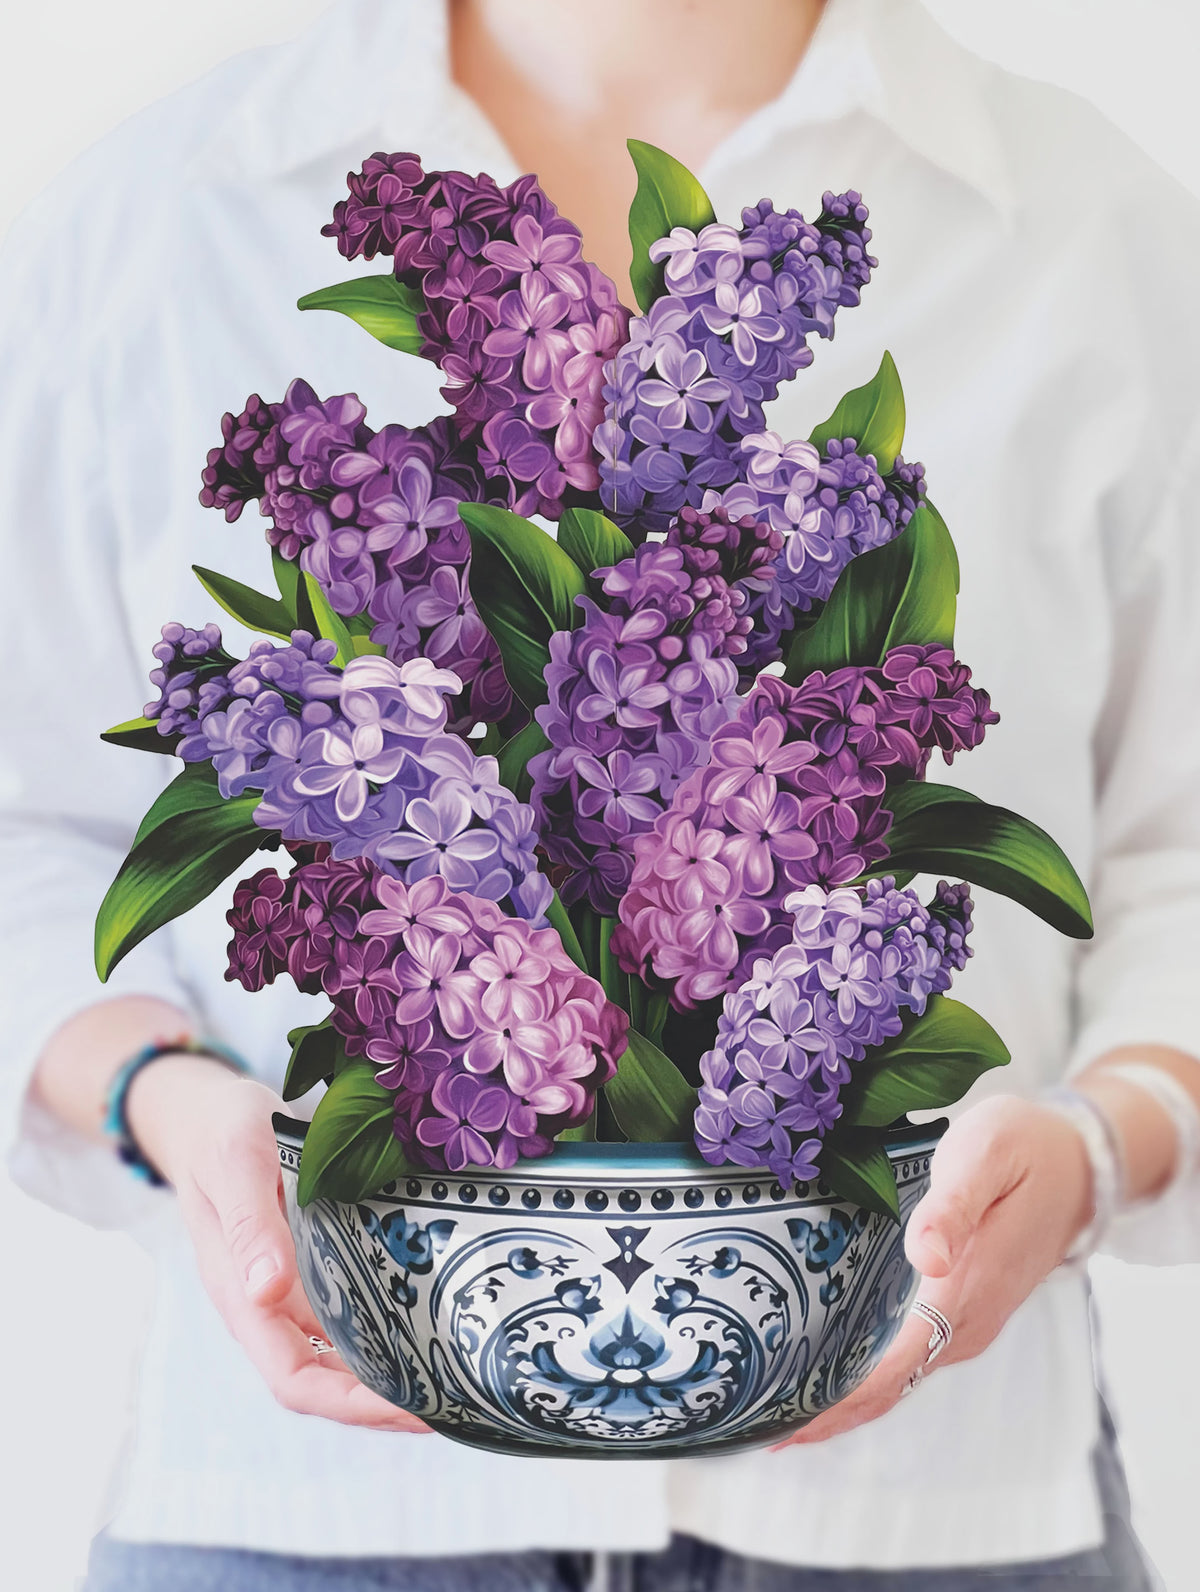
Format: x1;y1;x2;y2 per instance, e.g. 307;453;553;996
143;622;236;756
531;508;780;914
693;875;974;1184
163;637;552;923
197;380;514;733
225;864;627;1171
612;657;996;1009
322;154;629;518
709;431;928;674
596;193;878;533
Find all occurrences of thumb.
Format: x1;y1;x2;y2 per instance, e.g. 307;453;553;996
904;1101;1024;1277
207;1121;298;1308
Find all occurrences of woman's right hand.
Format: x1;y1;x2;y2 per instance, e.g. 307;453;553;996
126;1053;429;1434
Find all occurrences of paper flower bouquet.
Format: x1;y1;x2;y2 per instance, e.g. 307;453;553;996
96;144;1094;1450
98;143;1091;1220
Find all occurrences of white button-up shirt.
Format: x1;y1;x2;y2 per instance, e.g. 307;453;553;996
3;0;1199;1569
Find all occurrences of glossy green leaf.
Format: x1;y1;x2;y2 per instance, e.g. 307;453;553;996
95;793;265;980
604;1029;697;1142
496;718;551;803
283;1016;348;1102
784;503;959;681
101;715;178;755
545;891;589;974
871;790;1094;940
302;573;357;666
809;351;906;474
819;1133;900;1222
130;761;224;848
460;503;587;710
297;1063;415;1205
297;275;427;354
192;564;293;639
557;507;634;580
598;918;628;1008
557;1115;598;1143
272;550;317;632
884;779;981;825
627;139;717;313
838;997;1010;1128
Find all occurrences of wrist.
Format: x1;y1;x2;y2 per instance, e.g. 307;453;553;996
1073;1065;1184;1203
124;1051;248;1187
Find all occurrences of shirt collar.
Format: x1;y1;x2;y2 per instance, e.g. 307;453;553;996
195;0;1014;219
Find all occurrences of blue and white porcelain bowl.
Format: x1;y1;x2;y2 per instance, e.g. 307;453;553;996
277;1117;943;1458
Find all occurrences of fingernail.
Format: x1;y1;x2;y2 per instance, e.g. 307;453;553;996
922;1228;952;1268
245;1255;279;1295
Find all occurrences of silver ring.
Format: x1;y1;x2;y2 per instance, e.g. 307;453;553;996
910;1299;953;1366
309;1334;338;1357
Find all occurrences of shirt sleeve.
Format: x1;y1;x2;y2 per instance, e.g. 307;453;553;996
1066;415;1200;1264
0;191;198;1230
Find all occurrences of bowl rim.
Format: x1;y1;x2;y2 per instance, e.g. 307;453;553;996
274;1111;946;1184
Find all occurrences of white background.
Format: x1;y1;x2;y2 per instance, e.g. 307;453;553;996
1;3;1198;1588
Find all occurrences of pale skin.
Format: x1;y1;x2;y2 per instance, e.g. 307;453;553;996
29;0;1200;1441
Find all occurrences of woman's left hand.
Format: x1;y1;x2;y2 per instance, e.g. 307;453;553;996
772;1093;1095;1449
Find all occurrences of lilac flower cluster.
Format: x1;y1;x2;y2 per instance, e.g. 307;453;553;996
710;431;928;673
531;507;781;914
143;622;235;746
693;877;974;1183
226;862;627;1171
155;630;551;921
594;193;877;532
612;656;997;1008
322;153;630;517
198;383;512;733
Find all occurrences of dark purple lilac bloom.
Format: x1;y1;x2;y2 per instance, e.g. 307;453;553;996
694;875;973;1185
225;866;627;1172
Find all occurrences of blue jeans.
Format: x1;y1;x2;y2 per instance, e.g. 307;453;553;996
83;1407;1155;1592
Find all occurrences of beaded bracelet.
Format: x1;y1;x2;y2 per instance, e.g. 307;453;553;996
102;1036;247;1186
1041;1085;1127;1263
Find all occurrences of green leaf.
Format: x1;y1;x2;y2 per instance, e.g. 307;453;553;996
809;351;906;474
545;890;589;974
785;503;959;681
100;715;178;755
819;1133;900;1222
302;572;356;667
884;779;981;825
192;564;294;640
496;719;551;804
273;550;317;633
557;1116;598;1143
297;275;427;354
604;1029;697;1142
598;918;628;1009
283;1016;348;1102
297;1063;415;1206
838;997;1010;1128
626;139;717;313
96;793;265;980
557;507;634;580
871;790;1094;940
459;502;587;710
130;760;225;848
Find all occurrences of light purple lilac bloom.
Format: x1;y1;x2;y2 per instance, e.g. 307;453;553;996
693;876;974;1184
595;193;878;533
612;659;997;1009
155;635;551;923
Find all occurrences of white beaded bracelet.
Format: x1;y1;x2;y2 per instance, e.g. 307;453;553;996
1094;1061;1200;1201
1041;1086;1127;1263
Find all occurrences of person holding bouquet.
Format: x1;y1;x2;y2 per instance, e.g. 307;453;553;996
3;1;1199;1588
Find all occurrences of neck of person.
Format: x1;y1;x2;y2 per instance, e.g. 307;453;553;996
448;0;828;299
